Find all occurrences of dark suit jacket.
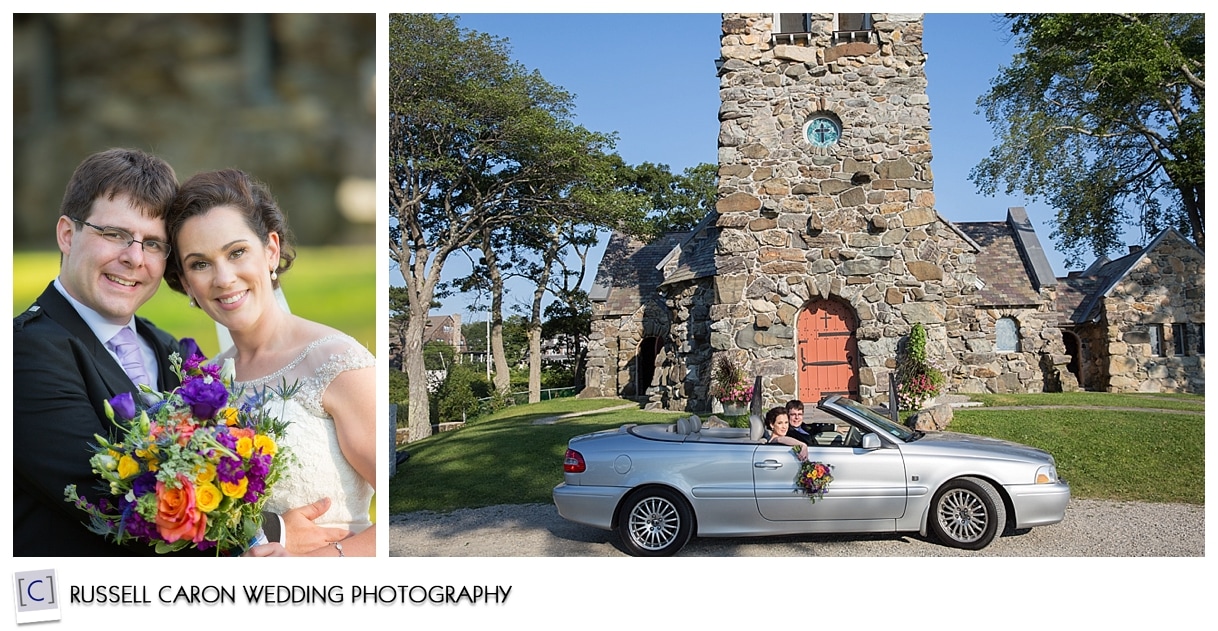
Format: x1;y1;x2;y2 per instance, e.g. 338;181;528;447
13;282;183;556
786;424;818;446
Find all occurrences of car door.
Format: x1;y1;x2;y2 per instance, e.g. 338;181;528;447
753;437;908;522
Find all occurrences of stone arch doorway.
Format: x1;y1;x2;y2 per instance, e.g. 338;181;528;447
635;336;662;397
797;298;860;402
1062;330;1083;389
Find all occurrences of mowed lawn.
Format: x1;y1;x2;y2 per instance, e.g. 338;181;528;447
390;392;1205;514
12;245;375;356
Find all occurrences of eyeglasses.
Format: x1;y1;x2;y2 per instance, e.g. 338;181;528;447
70;217;172;259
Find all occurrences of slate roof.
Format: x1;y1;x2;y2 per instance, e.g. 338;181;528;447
589;231;687;317
1054;228;1200;324
954;221;1044;307
659;211;722;287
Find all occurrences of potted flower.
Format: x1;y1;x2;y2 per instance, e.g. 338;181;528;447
709;354;753;416
896;322;946;410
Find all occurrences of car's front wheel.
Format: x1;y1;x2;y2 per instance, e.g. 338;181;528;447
617;487;694;557
929;476;1007;550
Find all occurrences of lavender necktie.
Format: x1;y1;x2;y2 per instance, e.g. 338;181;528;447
108;327;151;389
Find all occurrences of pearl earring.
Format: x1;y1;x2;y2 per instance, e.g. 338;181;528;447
270;269;278;281
189;297;197;308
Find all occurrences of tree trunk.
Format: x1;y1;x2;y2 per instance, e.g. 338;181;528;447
490;299;510;394
477;231;511;394
527;322;542;404
526;267;549;405
403;307;432;442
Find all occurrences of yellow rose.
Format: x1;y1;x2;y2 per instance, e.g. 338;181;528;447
221;477;249;499
254;435;278;456
117;455;140;479
195;463;217;484
195;483;222;513
218;407;239;426
235;437;254;459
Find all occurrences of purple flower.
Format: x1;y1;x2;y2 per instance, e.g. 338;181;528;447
124;510;157;540
216;457;245;484
178;374;229;420
108;392;137;421
200;362;222;379
179;338;204;366
246;477;265;498
216;430;237;450
247;453;271;479
132;471;157;496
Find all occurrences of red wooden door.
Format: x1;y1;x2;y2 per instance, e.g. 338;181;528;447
797;299;859;402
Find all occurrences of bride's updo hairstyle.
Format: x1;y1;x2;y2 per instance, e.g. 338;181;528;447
164;168;296;294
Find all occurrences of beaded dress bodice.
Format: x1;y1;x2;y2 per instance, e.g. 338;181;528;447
225;334;374;532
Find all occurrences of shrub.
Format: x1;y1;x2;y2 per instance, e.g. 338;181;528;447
389;369;410;407
434;362;493;423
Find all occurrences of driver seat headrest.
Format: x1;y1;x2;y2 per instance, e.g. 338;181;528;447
748;413;765;441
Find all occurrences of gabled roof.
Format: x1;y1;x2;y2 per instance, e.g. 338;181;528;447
1055;227;1202;324
589;231;688;316
954;208;1055;307
422;314;462;346
658;211;721;287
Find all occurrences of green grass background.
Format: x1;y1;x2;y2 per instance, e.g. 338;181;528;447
12;246;376;357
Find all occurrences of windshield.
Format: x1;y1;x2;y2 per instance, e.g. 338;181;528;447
826;397;916;442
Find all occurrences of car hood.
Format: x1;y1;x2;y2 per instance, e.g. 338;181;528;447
911;431;1055;464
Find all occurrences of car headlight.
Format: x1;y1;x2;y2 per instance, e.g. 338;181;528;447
1035;465;1058;484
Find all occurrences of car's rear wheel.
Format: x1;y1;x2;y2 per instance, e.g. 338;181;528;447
617;487;694;557
929;476;1007;550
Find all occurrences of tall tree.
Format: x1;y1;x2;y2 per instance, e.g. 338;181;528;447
972;13;1204;265
389;14;622;440
620;161;719;235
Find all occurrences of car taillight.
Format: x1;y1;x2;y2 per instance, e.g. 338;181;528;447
563;448;586;473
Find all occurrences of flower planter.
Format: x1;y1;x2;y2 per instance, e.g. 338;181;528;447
720;402;747;417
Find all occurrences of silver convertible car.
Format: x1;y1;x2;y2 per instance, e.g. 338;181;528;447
553;395;1069;556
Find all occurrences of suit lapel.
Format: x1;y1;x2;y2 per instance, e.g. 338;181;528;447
34;284;137;394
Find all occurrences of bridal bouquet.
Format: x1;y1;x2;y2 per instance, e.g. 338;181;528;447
796;461;835;503
64;344;292;555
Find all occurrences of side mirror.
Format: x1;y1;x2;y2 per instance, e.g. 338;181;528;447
861;433;882;450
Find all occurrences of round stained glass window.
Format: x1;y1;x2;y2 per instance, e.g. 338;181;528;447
804;116;842;148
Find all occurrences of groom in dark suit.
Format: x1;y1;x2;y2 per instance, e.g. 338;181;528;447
13;148;343;556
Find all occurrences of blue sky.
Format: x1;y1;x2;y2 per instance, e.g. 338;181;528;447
415;13;1115;320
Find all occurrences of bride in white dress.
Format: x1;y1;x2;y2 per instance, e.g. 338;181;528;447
164;169;376;556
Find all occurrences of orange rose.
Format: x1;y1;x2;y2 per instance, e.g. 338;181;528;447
155;474;207;543
175;420;198;446
229;428;254;441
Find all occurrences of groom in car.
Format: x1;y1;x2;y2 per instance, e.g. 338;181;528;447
784;399;817;446
12;148;343;556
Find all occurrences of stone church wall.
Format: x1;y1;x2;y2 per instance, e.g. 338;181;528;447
1100;234;1205;393
963;303;1074;393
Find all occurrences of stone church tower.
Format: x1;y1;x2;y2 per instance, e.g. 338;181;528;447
712;12;985;405
585;13;1078;410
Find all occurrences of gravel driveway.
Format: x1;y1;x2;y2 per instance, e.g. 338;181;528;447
389;498;1203;557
